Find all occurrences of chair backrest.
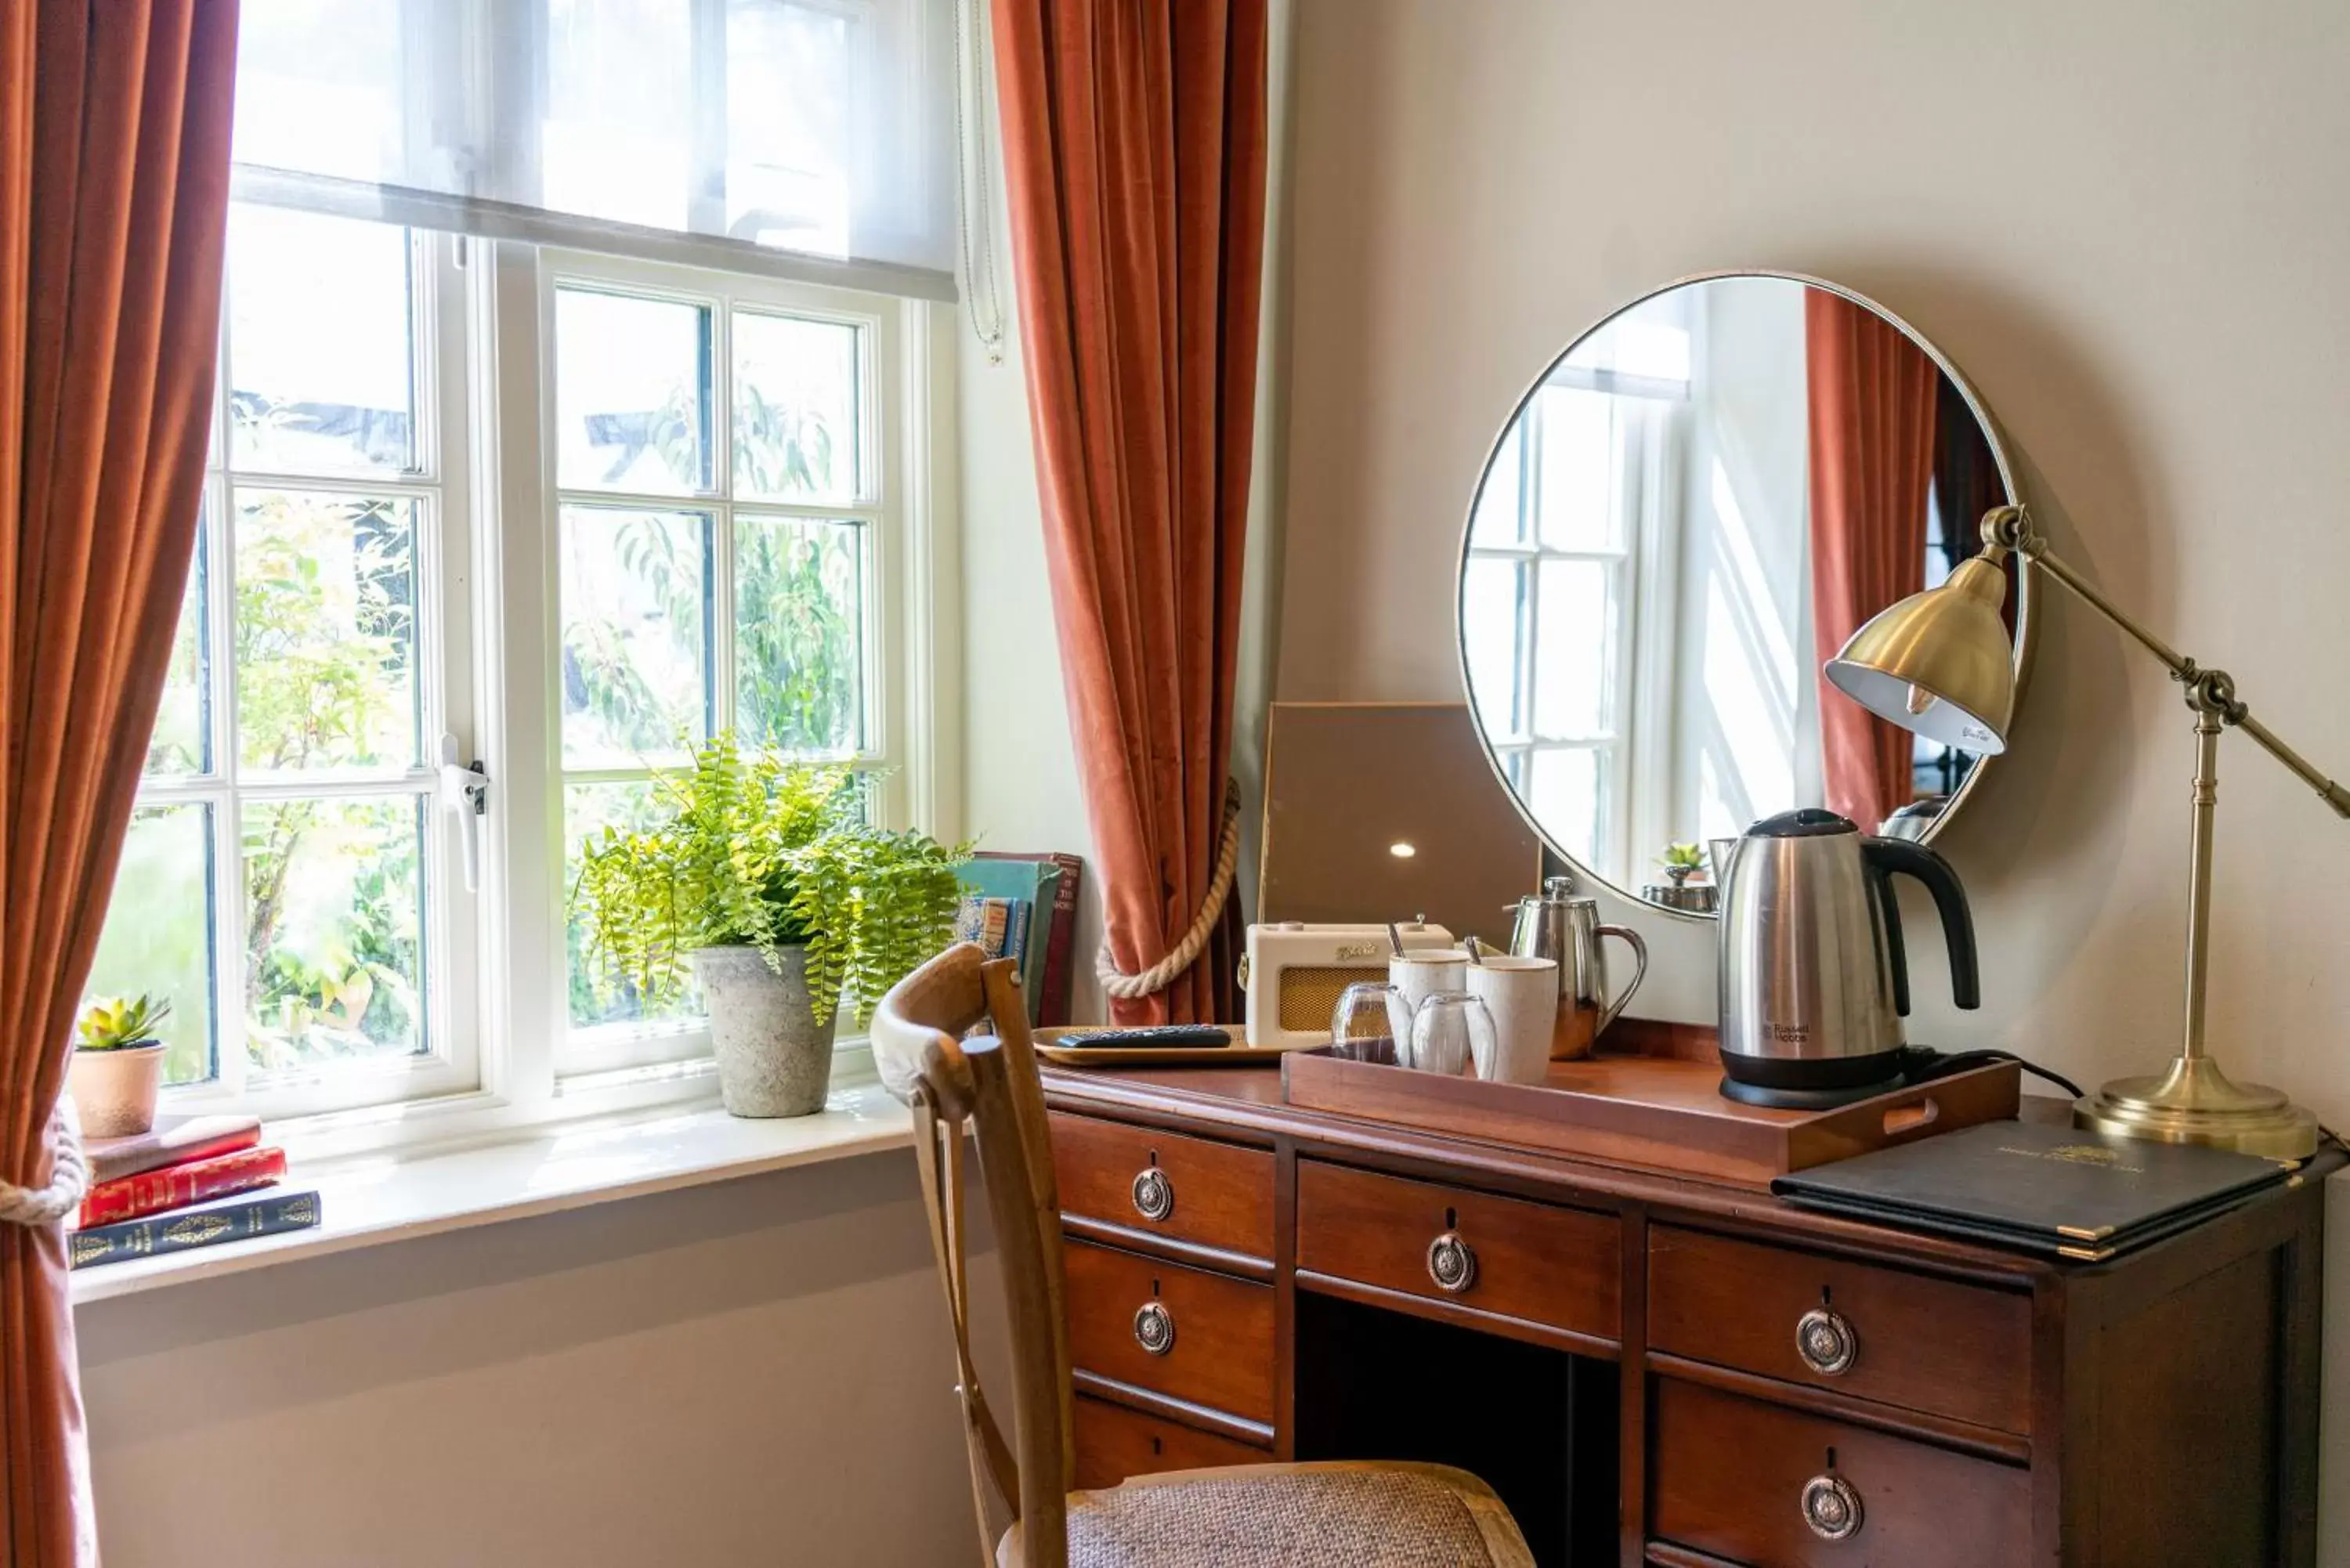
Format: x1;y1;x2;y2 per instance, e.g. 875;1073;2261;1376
872;943;1074;1567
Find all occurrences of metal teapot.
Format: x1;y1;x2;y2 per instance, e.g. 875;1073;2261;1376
1506;876;1650;1060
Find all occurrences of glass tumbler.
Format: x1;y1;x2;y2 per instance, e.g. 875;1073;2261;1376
1329;981;1408;1064
1407;992;1495;1077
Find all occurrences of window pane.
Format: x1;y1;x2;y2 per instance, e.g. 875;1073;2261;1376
86;804;219;1088
736;515;863;752
561;507;711;766
146;529;212;777
555;287;714;495
733;311;861;502
1530;748;1600;869
564;779;703;1030
235;490;421;773
1470;421;1523;547
725;1;854;255
1532;558;1612;739
228;205;418;475
1534;386;1618;551
542;0;695;233
1461;557;1526;741
244;795;426;1072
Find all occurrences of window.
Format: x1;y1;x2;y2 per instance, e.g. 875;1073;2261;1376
85;221;935;1128
544;255;899;1073
86;206;479;1118
83;2;950;1139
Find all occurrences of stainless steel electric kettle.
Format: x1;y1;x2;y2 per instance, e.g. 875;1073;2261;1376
1712;807;1979;1107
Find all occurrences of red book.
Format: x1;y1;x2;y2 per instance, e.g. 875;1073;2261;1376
85;1114;262;1184
76;1146;287;1229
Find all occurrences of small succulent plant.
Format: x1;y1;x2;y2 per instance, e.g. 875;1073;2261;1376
1657;842;1707;885
75;995;172;1051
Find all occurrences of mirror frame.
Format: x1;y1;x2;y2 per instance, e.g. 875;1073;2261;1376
1454;269;2034;920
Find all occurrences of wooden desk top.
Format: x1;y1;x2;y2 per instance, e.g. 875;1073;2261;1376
1040;1058;2339;1289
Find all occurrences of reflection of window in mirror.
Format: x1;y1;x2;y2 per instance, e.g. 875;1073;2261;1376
1462;288;1690;877
1464;276;2009;897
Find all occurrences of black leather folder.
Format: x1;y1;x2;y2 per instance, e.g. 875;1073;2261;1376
1771;1120;2302;1262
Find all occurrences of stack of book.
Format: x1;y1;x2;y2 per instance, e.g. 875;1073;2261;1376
69;1115;321;1270
958;852;1084;1027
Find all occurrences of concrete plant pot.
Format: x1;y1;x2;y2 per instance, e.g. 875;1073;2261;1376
68;1041;168;1138
692;944;841;1118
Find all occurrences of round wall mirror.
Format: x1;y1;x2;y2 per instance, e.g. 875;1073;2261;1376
1455;272;2030;917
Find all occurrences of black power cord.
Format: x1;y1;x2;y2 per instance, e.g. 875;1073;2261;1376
1898;1046;2085;1102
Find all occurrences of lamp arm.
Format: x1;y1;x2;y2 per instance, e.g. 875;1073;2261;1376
1983;505;2350;819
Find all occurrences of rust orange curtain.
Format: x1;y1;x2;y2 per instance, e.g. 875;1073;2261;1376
2;5;236;1561
989;0;1269;1024
1805;292;1936;830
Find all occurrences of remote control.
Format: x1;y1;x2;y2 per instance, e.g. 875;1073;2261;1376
1057;1025;1233;1050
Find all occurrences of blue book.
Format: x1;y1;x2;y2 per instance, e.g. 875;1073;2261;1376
69;1188;322;1270
956;858;1061;1023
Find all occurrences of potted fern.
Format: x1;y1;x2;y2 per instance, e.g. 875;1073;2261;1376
577;735;966;1117
68;995;173;1137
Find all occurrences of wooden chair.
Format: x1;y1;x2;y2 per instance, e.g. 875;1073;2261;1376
871;943;1537;1568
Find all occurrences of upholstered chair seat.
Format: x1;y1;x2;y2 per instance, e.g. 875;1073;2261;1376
998;1462;1532;1567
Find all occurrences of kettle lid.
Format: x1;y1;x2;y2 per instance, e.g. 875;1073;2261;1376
1748;807;1859;839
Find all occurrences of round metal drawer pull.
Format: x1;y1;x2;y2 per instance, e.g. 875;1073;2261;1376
1133;1301;1176;1357
1426;1230;1477;1295
1796;1306;1858;1375
1130;1166;1173;1223
1800;1473;1864;1541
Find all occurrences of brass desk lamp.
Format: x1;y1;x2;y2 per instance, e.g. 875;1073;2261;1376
1827;504;2346;1159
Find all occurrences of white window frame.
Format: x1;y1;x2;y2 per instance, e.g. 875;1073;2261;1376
519;246;915;1078
130;223;959;1158
153;217;483;1125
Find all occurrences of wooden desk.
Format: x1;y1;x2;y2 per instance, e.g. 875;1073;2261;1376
1040;1060;2330;1567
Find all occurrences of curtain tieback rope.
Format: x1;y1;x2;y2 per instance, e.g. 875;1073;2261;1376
0;1094;89;1227
1097;780;1243;1002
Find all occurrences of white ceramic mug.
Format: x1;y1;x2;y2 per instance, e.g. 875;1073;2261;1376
1466;955;1559;1085
1386;948;1470;1042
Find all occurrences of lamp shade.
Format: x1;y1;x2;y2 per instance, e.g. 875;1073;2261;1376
1824;551;2016;754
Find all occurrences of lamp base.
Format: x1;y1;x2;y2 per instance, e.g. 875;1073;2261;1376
2073;1053;2319;1161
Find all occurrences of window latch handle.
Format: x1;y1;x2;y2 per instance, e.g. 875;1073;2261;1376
437;733;490;894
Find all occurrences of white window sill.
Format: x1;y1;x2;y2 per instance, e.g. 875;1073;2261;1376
69;1080;916;1306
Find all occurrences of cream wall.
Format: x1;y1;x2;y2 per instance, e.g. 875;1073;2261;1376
78;1152;996;1566
1278;0;2350;1547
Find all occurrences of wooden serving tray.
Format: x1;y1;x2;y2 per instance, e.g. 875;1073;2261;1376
1280;1045;2021;1187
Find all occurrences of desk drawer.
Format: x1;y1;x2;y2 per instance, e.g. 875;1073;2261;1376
1064;1240;1276;1425
1050;1113;1274;1263
1072;1395;1268;1490
1650;1377;2028;1566
1648;1225;2031;1435
1295;1161;1619;1344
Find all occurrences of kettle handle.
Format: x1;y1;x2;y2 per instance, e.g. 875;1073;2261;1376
1862;836;1982;1012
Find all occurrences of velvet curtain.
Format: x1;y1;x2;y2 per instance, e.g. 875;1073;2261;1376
2;5;237;1561
989;0;1269;1024
1805;291;1937;831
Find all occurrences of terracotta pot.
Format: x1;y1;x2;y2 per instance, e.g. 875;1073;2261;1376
68;1041;168;1138
691;945;841;1118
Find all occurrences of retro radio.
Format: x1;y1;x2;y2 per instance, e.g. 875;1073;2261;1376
1240;920;1456;1048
